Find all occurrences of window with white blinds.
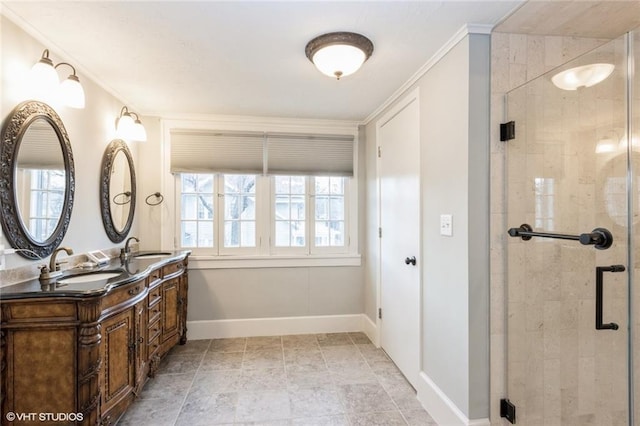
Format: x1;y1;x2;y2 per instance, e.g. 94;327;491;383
170;130;264;174
170;129;354;176
267;133;354;176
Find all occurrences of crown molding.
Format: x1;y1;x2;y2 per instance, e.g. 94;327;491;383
160;113;360;135
363;23;493;125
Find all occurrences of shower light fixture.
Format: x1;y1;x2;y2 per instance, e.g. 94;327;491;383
116;106;147;142
29;49;86;108
595;135;619;154
305;32;374;80
551;63;615;91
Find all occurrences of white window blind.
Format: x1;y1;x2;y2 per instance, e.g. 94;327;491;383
266;133;354;177
17;121;65;170
170;129;354;176
170;130;264;174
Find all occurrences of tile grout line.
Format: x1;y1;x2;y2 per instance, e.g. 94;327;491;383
170;339;212;426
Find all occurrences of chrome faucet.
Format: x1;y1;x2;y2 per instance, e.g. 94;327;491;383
40;247;74;282
120;236;140;261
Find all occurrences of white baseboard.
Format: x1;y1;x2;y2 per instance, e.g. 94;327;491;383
187;314;371;340
361;313;379;346
416;372;490;426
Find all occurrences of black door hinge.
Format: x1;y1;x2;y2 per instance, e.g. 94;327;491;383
500;398;516;424
500;121;515;142
378;308;382;319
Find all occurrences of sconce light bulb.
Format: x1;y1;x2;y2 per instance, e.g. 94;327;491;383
60;74;85;109
29;54;59;103
116;113;136;140
132;119;147;142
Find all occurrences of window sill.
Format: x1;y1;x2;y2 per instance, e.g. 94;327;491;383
189;254;361;269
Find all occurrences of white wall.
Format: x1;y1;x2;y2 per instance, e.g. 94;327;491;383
364;32;490;422
0;13;138;271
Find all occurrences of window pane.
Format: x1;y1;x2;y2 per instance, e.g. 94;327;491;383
225;196;241;220
198;221;214;247
197;195;214;220
291;196;305;220
291;221;305;246
315;176;329;194
275;175;290;193
197;174;214;193
315;196;329;220
49;191;64;216
330;221;345;245
313;177;346;248
181;195;199;220
241;222;256;246
181;221;197;247
224;221;240;247
291;176;305;194
241;196;256;220
330;196;344;220
274;176;307;248
275;196;290;220
275;221;290;246
180;173;214;248
225;174;256;194
222;174;257;249
330;177;344;194
181;173;198;192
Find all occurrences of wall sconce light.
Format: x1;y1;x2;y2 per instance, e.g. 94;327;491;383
551;63;614;91
305;32;374;80
29;49;86;108
116;106;147;141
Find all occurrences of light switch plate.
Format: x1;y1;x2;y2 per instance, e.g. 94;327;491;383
440;214;453;236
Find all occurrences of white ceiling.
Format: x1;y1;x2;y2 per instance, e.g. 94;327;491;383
2;1;523;122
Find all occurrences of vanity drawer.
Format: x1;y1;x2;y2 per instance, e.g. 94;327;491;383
148;302;162;325
148;285;162;308
162;261;185;278
102;279;145;311
147;269;162;286
148;318;162;343
148;332;161;356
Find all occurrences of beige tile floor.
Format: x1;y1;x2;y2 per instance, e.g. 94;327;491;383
118;332;438;425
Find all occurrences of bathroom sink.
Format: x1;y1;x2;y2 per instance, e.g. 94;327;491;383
57;272;123;285
134;252;171;259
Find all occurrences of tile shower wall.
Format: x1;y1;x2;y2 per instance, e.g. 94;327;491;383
490;33;612;425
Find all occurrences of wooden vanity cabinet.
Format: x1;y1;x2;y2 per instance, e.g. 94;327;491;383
0;256;188;426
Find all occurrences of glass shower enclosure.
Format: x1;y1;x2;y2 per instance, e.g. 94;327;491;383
504;30;640;425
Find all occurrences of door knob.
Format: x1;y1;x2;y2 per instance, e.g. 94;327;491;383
405;256;416;266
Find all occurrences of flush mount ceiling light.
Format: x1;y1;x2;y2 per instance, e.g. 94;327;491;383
305;32;374;80
551;63;615;91
116;106;147;142
29;49;86;108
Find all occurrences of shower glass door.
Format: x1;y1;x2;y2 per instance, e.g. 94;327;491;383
505;33;631;425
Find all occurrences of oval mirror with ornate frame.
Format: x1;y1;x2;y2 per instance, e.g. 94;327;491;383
100;139;136;242
0;101;75;260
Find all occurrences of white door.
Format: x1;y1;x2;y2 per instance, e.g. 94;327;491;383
378;91;421;388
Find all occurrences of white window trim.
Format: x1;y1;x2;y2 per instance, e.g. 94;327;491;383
188;253;361;269
161;116;360;268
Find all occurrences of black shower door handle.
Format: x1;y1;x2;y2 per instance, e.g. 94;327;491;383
595;265;625;330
